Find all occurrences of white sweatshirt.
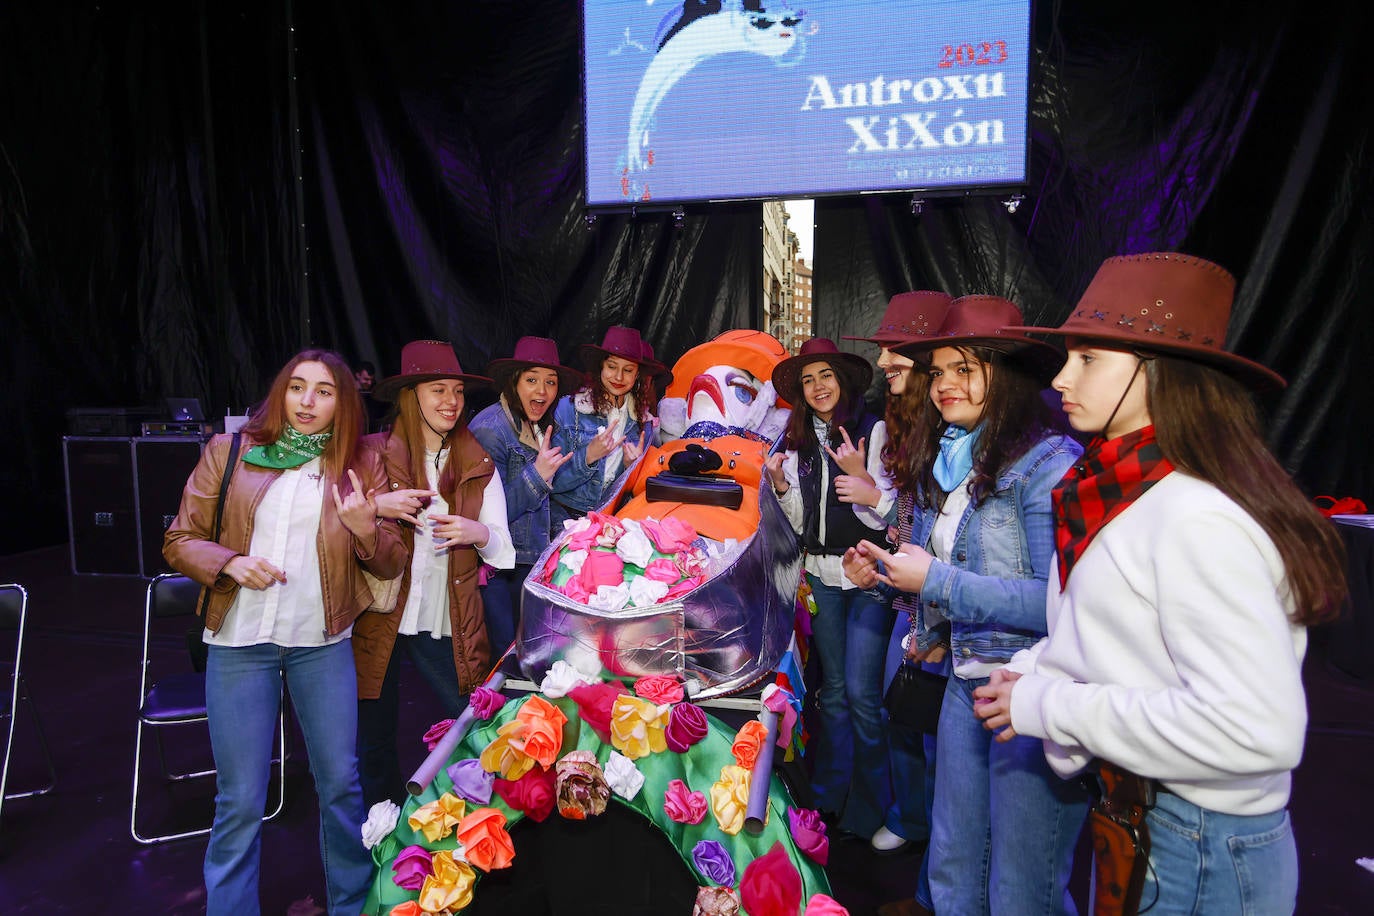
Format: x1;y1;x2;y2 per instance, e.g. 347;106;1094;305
1008;471;1307;816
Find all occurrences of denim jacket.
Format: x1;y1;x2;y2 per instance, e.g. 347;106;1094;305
880;432;1081;661
469;400;556;566
548;391;646;530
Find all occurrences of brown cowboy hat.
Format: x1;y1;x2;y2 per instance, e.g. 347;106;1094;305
373;339;493;402
842;290;954;347
771;337;875;406
485;336;584;394
1004;252;1285;391
895;295;1064;383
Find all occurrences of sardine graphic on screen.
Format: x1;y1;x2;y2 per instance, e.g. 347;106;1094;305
623;0;809;184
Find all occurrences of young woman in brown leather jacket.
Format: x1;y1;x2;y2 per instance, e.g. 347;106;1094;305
164;348;406;916
352;340;514;806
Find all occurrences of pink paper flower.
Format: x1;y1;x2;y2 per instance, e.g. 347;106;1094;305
640;515;698;553
592;512;626;548
665;702;709;753
643;558;682;583
469;686;507;720
787;806;830;866
391;844;433;891
674;547;709;578
804;894;850;915
663;778;708;824
664;575;705;601
422;718;456;751
740;842;803;916
564;515;601;551
572;549;625;599
635;675;684;705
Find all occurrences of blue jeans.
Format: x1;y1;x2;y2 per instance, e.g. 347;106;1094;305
357;632;469;806
480;563;532;660
930;674;1090;916
1138;792;1297;914
806;575;894;836
204;642;370;916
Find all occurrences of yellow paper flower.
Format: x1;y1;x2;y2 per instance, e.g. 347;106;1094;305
514;694;569;768
609;694;670;760
709;764;752;836
417;850;476;913
479;719;537;780
406;792;467;844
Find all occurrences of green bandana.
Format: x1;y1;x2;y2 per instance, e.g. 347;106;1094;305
242;425;333;469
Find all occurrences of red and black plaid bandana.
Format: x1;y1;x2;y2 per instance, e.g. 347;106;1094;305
1052;425;1174;587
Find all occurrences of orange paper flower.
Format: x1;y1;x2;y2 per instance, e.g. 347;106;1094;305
386;902;423;916
514;694;568;768
609;694;670;760
709;764;752;836
406;791;467;843
417;849;476;912
479;720;537;781
455;807;516;872
731;719;768;770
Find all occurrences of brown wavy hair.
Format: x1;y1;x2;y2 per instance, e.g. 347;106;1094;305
782;360;870;452
881;363;932;494
1146;356;1346;626
584;356;655;425
910;346;1061;510
389;385;469;505
241;348;365;480
501;365;562;436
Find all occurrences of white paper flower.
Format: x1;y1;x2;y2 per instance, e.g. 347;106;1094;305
588;582;632;612
559;548;589;576
360;800;400;849
628;575;671;607
539;659;598;698
615;525;656;568
562;515;594;535
603;751;645;800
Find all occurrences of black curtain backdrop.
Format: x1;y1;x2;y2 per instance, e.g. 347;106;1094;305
1;0;1367;555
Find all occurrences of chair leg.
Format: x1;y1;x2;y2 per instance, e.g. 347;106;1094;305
1;681;56;800
131;718;216;845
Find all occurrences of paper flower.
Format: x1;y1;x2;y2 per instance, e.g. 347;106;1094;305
588;581;632;611
539;659;598;698
407;792;466;843
739;842;803;916
555;749;611;819
665;574;706;600
603;751;645;800
665;702;709;753
562;515;599;551
663;779;708;825
804;894;850;915
419;849;476;912
479;720;537;781
615;523;656;567
422;718;456;751
675;547;709;578
446;758;495;806
609;694;670;760
709;764;752;836
559;548;589;577
643;557;682;583
628;575;671;607
470;685;507;720
391;845;433;891
514;694;568;768
568;681;629;743
787;806;830;866
455;807;515;872
691;839;737;886
494;764;557;823
574;549;625;597
641;515;698;554
593;513;626;547
731;719;768;770
635;674;685;705
388;903;423;916
361;799;400;849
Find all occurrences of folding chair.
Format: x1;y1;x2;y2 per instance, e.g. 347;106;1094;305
1;583;56;829
130;573;286;844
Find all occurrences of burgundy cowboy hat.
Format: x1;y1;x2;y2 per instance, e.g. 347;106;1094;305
578;325;653;374
373;339;493;402
771;337;875;406
1005;252;1285;391
636;338;675;388
894;294;1064;383
485;336;584;394
842;290;955;347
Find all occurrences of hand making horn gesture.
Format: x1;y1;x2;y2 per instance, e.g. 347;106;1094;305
374;487;437;526
584;417;625;463
534;427;574;483
333;468;381;541
823;426;873;480
764;451;788;494
621;427;649;465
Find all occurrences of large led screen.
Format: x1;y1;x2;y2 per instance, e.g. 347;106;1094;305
584;0;1033;207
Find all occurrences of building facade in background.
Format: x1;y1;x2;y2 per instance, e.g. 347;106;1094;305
790;258;812;352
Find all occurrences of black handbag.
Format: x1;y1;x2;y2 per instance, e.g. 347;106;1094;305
883;663;948;734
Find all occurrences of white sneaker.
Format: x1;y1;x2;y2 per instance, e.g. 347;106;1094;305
871;825;909;853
